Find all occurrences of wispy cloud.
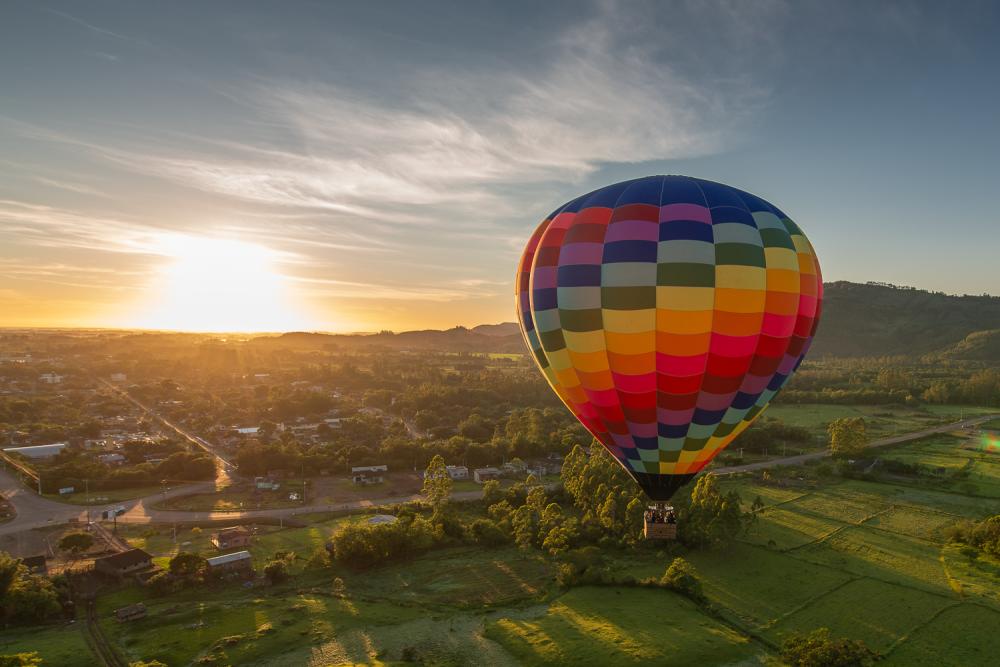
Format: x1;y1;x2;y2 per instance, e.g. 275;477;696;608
19;1;775;226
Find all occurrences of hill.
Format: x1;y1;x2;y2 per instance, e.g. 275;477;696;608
810;282;1000;358
253;282;1000;359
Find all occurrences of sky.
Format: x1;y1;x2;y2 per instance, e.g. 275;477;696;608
1;0;998;333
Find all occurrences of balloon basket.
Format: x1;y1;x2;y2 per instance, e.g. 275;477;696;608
643;503;677;540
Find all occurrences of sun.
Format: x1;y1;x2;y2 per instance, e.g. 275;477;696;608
130;234;314;333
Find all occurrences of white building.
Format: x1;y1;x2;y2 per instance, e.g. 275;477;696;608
110;373;127;383
3;443;66;459
235;427;260;436
445;465;469;480
351;465;388;474
39;373;63;384
98;453;126;465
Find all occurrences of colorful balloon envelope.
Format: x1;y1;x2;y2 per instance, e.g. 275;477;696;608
515;176;822;500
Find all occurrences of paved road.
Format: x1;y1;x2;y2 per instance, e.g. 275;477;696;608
713;414;999;475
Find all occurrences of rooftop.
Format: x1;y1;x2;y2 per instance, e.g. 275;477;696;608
207;550;252;567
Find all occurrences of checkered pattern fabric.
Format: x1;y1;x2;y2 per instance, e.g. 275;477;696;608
515;176;822;499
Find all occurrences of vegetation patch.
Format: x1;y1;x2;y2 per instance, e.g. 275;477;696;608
884;604;1000;666
485;586;765;666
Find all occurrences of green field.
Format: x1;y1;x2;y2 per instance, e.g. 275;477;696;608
486;586;765;666
0;622;93;667
763;403;993;440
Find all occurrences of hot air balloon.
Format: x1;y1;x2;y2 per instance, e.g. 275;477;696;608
515;176;822;537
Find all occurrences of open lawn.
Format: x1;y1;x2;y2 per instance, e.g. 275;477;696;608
763;403;990;440
485;586;767;666
0;622;93;667
153;482;308;512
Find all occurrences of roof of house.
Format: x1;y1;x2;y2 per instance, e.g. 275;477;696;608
3;443;67;458
95;548;152;569
21;555;46;568
214;526;251;537
206;550;252;567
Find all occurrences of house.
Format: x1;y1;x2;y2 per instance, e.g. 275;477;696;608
20;555;46;574
255;476;280;491
445;465;469;480
235;426;260;436
94;549;153;577
351;465;388;474
98;453;126;466
110;373;128;383
473;467;501;483
3;443;66;460
39;373;64;384
352;472;383;485
501;460;527;475
206;550;253;575
114;603;147;622
212;526;253;551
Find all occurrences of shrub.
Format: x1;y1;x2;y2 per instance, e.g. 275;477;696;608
660;557;703;601
781;628;877;667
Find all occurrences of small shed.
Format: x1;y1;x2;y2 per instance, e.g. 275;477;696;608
206;550;253;575
115;603;147;622
211;526;253;551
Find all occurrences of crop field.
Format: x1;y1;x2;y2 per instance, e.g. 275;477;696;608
485;586;765;666
741;505;843;550
764;577;952;651
882;603;1000;666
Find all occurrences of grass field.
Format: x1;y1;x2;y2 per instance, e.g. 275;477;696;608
763;403;993;440
486;586;767;666
0;622;93;667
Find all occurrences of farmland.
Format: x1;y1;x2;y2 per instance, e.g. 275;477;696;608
47;427;994;666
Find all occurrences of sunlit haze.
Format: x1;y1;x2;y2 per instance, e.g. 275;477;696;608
2;1;999;332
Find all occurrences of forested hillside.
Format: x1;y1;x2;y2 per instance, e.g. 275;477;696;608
254;282;999;360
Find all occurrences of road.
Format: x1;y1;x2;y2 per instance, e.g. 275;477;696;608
1;413;995;537
99;379;236;486
712;414;999;475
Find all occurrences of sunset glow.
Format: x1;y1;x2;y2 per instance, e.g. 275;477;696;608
129;235;314;333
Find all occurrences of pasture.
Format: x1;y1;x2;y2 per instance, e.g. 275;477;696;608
0;622;93;667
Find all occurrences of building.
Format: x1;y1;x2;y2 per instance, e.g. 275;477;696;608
445;465;469;480
473;467;501;483
206;550;253;575
351;465;388;474
235;426;260;436
94;549;153;577
3;443;66;460
351;472;383;485
98;453;126;465
368;514;398;525
110;373;128;383
39;373;64;384
211;526;253;551
114;603;147;622
255;476;280;491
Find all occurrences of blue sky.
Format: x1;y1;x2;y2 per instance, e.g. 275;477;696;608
1;0;998;331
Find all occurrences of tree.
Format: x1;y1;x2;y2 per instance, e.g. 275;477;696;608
481;479;503;506
677;475;747;548
828;418;868;459
57;532;93;555
421;455;452;511
660;557;703;600
781;628;877;667
263;559;289;584
0;552;20;598
168;552;206;578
